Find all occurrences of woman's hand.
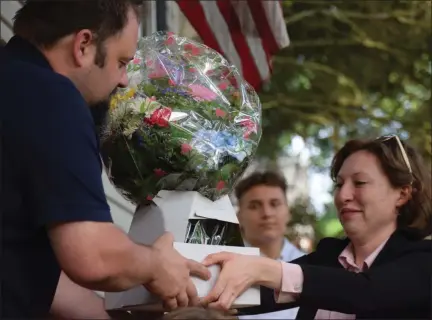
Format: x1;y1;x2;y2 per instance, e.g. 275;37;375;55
200;252;282;310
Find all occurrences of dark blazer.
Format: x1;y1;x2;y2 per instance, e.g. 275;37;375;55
238;230;431;319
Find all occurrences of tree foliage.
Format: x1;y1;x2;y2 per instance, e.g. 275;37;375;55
286;198;323;247
258;0;431;165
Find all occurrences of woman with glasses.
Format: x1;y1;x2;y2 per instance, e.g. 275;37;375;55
201;136;431;319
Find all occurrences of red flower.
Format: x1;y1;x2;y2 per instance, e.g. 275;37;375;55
154;168;167;177
228;75;239;88
148;62;167;79
132;58;141;64
239;118;257;139
184;43;201;56
168;79;176;86
165;33;175;46
145;107;172;127
189;67;197;73
146;195;154;201
215;108;226;118
181;143;193;154
216;181;225;190
221;69;230;78
218;82;228;90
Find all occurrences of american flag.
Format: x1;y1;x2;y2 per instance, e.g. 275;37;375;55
176;0;289;91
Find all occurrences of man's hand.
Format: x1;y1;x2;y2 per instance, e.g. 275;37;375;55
145;233;211;311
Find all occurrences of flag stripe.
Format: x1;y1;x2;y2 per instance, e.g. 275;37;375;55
262;1;290;49
216;1;261;89
232;3;270;83
175;1;223;57
246;0;280;56
199;0;243;75
176;0;289;91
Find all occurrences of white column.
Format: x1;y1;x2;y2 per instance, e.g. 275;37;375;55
1;1;22;43
143;0;157;36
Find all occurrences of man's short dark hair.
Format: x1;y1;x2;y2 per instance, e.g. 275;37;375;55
13;0;142;67
235;171;287;201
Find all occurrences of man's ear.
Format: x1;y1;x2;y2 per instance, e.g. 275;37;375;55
396;185;412;208
72;29;96;68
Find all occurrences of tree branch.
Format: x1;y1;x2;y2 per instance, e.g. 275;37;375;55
281;6;422;57
282;4;430;27
287;39;360;48
272;57;364;105
325;8;408;59
328;8;429;28
284;9;319;25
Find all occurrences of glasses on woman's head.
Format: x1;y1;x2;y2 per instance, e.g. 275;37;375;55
376;135;412;174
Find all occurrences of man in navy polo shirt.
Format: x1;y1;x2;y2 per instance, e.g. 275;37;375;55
0;1;209;318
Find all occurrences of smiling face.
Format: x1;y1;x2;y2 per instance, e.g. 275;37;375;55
333;150;410;239
238;185;289;245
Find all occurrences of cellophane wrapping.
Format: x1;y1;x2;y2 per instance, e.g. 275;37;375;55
185;219;244;246
100;32;262;245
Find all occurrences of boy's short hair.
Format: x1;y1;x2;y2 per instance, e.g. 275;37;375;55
234;171;287;201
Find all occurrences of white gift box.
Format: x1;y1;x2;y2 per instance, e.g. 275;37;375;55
105;190;261;312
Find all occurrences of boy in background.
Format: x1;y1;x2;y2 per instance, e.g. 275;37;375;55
235;171;304;319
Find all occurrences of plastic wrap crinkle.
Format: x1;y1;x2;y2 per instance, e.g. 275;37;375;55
100;31;262;205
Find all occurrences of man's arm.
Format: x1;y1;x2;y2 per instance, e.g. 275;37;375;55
23;80;208;298
22;80;157;291
48;221;157;291
50;272;109;319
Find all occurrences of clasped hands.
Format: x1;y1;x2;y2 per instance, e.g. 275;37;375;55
145;233;272;312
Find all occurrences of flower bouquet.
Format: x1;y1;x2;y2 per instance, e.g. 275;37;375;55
100;31;262;247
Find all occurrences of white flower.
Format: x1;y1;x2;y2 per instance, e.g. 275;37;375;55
127;96;146;114
128;70;144;87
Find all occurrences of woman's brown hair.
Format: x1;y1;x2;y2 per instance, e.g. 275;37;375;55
330;136;431;240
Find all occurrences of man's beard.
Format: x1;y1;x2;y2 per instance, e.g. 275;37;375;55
89;88;118;139
90;100;109;138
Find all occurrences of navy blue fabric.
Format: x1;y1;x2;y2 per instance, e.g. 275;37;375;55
0;36;113;318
